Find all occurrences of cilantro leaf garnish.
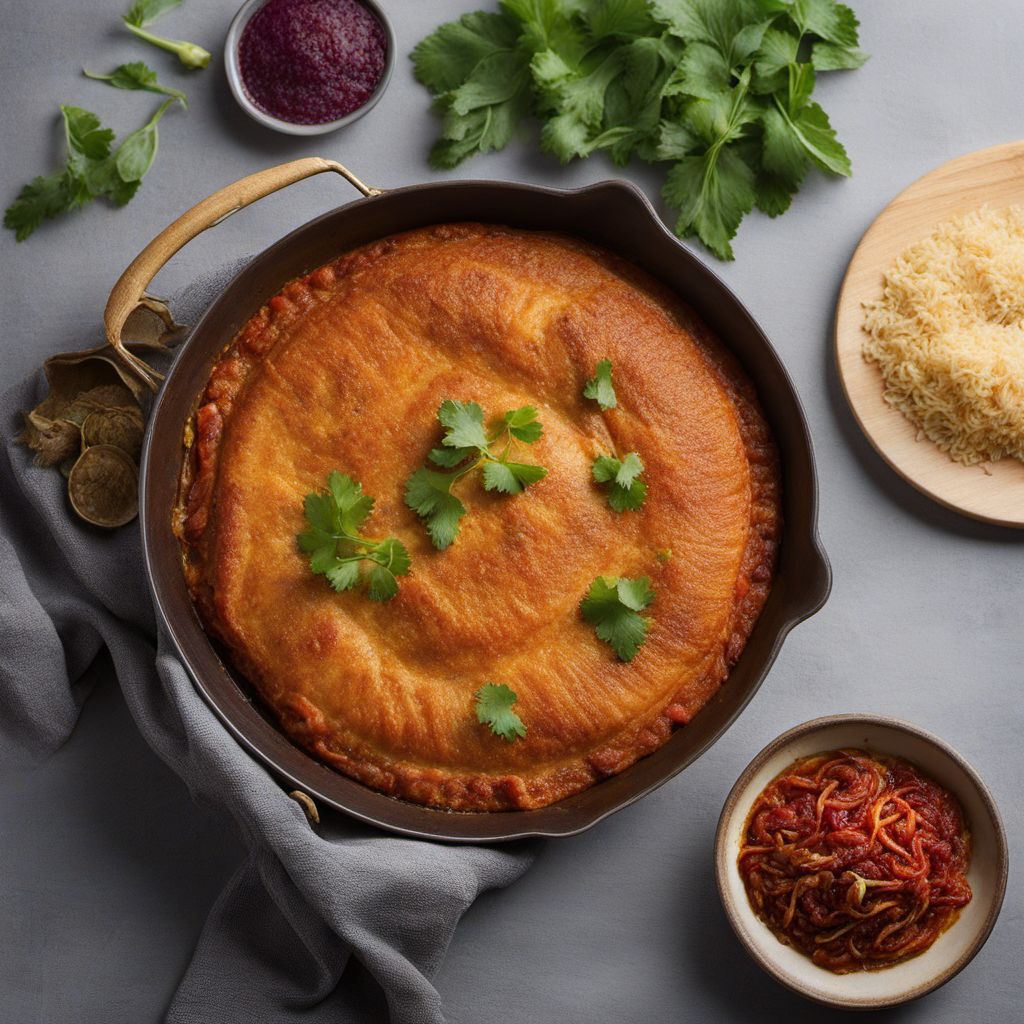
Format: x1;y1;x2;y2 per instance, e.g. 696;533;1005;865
412;0;866;260
503;406;544;442
405;400;547;549
474;682;526;742
404;468;467;550
583;359;617;410
592;452;648;512
438;399;490;450
299;471;410;602
581;575;656;662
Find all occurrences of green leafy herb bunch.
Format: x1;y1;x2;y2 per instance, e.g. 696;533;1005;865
412;0;867;259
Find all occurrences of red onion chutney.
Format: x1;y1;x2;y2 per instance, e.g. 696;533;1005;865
238;0;387;125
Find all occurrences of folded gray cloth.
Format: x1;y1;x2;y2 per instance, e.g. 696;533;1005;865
0;269;535;1023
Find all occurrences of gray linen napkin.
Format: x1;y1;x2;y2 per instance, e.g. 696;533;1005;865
0;269;535;1023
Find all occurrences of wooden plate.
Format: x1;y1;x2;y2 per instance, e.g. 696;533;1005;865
835;140;1024;528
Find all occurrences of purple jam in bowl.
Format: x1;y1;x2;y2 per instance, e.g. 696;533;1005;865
238;0;388;125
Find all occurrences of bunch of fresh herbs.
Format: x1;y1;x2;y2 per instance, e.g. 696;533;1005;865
412;0;867;259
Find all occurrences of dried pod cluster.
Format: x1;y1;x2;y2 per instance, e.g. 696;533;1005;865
19;294;184;528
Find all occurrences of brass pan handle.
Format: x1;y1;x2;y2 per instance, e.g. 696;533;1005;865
104;157;381;389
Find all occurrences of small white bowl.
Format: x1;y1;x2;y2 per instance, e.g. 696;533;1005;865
715;715;1008;1010
224;0;395;136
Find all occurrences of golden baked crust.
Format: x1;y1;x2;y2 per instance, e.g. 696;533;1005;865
178;224;780;811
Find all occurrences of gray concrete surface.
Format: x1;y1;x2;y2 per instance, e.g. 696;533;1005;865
1;1;1021;1021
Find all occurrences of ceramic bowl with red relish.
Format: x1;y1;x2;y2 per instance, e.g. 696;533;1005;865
715;716;1007;1010
224;0;394;135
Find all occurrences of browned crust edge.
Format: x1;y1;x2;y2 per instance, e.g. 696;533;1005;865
175;225;781;812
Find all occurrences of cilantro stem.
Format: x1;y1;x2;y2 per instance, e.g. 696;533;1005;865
124;22;211;69
450;458;485;483
700;68;750;196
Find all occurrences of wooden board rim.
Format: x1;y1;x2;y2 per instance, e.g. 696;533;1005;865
835;139;1024;529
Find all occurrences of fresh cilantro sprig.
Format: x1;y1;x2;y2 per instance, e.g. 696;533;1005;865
4;100;178;241
582;360;646;510
299;471;411;602
475;682;527;742
593;452;648;512
583;358;616;410
84;61;188;107
412;0;867;259
123;0;211;70
405;400;547;549
581;575;656;661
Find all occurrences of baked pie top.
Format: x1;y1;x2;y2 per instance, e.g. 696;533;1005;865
178;224;780;811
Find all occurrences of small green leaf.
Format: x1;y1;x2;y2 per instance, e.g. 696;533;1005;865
592;455;621;483
3;174;72;241
404;467;467;549
752;28;799;94
438;399;490;451
608;478;648;513
307;542;339;573
84;61;188;107
580;575;655;662
616;575;657;611
811;40;868;71
790;0;861;47
674;42;731;100
474;682;527;742
583;359;617;410
325;559;361;593
61;105;115;174
429;446;475;467
303;492;336;534
415;9;532;169
787;63;815;114
114;98;174;182
592;452;648;512
124;0;181;28
327;470;375;535
301;471;410;600
503;406;543;443
373;536;412;578
614;452;644;487
482;460;547;494
366;565;399;602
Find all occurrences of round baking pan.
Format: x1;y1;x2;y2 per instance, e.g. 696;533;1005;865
127;161;832;842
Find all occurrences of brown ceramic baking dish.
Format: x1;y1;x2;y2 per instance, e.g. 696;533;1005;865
112;158;831;842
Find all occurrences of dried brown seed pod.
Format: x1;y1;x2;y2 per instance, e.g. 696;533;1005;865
67;444;139;528
82;406;145;461
122;294;186;350
22;413;82;467
21;384;137;466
